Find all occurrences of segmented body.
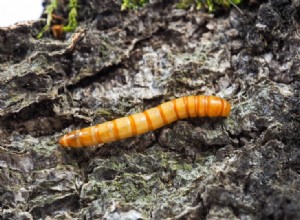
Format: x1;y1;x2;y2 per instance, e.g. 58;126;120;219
59;95;231;147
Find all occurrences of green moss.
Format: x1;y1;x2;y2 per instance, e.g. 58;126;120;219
95;108;113;116
121;0;149;10
63;0;78;32
37;0;58;39
109;160;126;171
121;0;241;11
38;0;78;38
81;150;216;217
176;0;241;11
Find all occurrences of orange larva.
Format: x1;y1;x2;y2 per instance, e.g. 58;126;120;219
59;95;231;148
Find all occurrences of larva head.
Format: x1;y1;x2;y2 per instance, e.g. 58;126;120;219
59;130;82;148
207;96;231;117
220;99;231;117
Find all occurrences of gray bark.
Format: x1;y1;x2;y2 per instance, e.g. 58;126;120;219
0;0;299;219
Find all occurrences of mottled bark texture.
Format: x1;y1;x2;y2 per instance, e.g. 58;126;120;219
0;0;299;219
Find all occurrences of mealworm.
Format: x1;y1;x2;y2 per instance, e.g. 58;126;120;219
59;95;231;147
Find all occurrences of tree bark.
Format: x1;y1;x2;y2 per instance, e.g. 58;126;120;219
0;0;299;219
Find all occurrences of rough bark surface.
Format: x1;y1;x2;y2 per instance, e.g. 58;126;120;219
0;0;299;219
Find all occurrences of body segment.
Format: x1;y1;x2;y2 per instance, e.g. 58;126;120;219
59;95;231;147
